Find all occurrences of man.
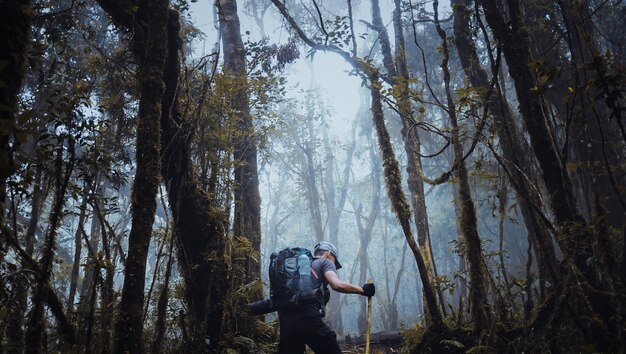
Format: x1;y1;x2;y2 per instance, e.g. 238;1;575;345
277;241;376;354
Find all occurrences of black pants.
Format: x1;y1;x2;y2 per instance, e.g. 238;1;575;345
277;315;342;354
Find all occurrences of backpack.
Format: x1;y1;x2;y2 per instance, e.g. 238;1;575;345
269;247;323;308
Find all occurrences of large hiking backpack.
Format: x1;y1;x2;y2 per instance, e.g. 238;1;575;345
248;247;325;315
269;247;321;307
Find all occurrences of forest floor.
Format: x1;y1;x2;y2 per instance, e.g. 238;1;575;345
337;331;403;353
339;343;401;353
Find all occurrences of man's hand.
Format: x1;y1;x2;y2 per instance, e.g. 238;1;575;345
361;283;375;297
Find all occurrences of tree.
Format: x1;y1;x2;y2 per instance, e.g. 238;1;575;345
451;0;560;298
219;0;263;282
95;0;170;351
0;0;32;254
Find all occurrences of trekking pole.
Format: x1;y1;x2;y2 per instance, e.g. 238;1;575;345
365;278;372;354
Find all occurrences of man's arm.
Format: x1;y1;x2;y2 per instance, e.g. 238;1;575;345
324;270;364;295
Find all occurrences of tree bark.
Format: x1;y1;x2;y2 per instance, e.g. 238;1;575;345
369;70;445;330
433;0;490;334
479;0;620;347
218;0;263;282
96;0;170;352
151;234;175;354
391;0;444;316
555;0;625;229
159;9;229;350
355;134;381;334
302;142;324;243
478;0;586;240
67;195;88;310
451;0;561;292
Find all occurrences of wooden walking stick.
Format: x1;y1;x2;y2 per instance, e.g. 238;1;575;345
365;278;372;354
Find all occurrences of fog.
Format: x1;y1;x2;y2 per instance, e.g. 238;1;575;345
185;0;523;336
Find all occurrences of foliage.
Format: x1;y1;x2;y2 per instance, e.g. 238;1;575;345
1;0;625;352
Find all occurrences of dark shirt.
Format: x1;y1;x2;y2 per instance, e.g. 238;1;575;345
280;257;336;319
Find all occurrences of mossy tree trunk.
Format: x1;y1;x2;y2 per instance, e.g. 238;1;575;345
159;9;229;351
218;0;262;281
392;0;444;316
218;0;263;340
479;0;621;348
557;0;626;213
371;0;443;317
369;70;445;331
451;0;561;293
433;0;490;334
95;0;169;352
478;0;588;252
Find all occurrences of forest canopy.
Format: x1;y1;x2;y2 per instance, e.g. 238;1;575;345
0;0;625;353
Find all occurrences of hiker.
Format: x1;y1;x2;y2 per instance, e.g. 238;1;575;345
276;241;376;354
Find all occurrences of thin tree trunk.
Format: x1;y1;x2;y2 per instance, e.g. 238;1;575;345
90;188;115;353
151;233;175;354
392;0;445;317
78;200;101;334
5;233;77;349
25;140;75;353
302;144;324;243
5;166;44;352
322;117;356;334
68;195;88;310
433;0;490;334
355;134;381;334
478;0;590;258
369;70;445;330
451;0;561;292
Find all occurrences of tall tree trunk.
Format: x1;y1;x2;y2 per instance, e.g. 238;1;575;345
433;0;490;334
369;70;445;330
218;0;262;282
77;198;101;340
555;0;625;229
96;0;170;352
451;0;561;292
355;132;381;334
0;6;31;345
391;0;444;316
159;9;229;350
479;0;619;347
371;0;444;316
91;187;115;353
0;0;32;247
218;1;263;339
5;166;44;352
68;195;89;309
322;117;356;334
478;0;589;255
